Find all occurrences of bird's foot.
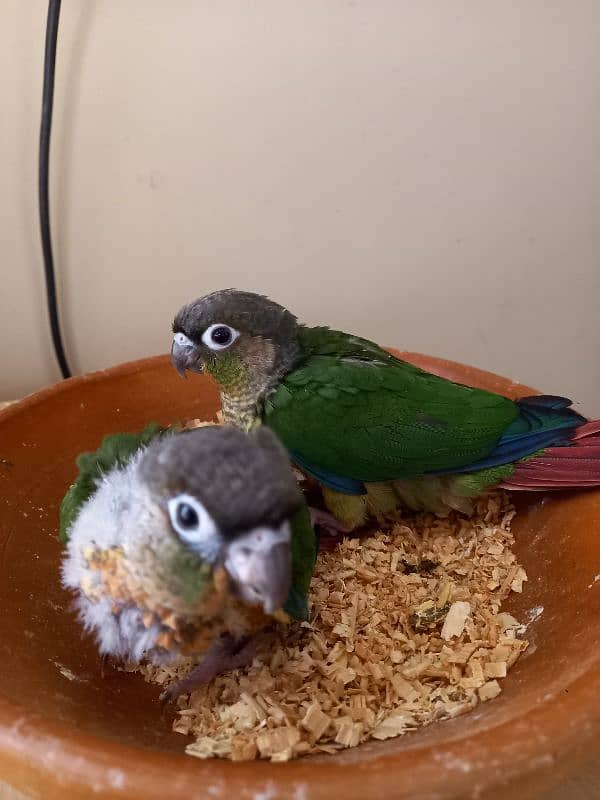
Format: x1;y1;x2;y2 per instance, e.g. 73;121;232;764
309;506;353;537
160;634;255;705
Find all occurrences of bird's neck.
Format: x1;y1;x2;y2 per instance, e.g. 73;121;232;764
220;386;264;431
209;335;300;431
212;364;277;431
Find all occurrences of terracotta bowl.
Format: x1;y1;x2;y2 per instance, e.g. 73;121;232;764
0;353;598;800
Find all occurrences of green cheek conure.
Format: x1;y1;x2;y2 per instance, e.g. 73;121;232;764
60;422;316;701
170;289;600;530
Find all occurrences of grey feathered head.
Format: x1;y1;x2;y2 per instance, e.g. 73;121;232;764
140;425;302;536
170;289;300;382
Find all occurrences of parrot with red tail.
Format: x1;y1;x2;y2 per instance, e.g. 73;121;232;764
170;289;600;529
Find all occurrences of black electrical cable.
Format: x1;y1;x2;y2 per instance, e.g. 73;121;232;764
39;0;72;379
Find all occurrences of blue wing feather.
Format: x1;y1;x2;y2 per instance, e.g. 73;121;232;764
435;396;585;475
290;450;365;494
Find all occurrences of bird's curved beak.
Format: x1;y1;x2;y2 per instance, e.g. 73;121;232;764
223;523;292;615
171;333;203;378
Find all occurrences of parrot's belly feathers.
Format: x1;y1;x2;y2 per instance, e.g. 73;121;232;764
70;544;267;666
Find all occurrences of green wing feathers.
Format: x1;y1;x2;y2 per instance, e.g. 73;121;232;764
59;422;168;544
266;327;519;482
283;504;318;621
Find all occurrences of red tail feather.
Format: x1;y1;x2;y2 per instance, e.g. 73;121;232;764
500;421;600;490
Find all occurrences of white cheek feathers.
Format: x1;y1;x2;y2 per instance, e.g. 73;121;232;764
201;323;240;351
167;493;222;563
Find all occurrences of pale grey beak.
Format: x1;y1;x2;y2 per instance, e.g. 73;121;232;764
171;332;202;377
223;523;292;615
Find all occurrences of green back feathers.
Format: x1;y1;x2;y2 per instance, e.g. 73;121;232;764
59;422;168;544
296;325;400;364
266;326;518;482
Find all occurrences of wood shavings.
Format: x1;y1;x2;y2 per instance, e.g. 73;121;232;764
334;719;363;747
372;712;416;740
478;680;502;701
441;601;471;640
510;567;528;593
256;727;301;761
301;702;332;739
52;661;84;682
140;492;529;761
183;413;224;429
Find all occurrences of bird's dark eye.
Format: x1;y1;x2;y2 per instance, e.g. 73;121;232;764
176;502;199;529
211;326;232;345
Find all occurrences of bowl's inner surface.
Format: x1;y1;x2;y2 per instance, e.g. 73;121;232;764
0;355;598;797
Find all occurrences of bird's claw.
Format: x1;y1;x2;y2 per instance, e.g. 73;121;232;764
159;634;256;707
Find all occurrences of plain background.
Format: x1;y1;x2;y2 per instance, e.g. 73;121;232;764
2;1;599;415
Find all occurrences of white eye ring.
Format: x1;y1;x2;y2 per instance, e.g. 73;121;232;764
201;323;240;351
167;493;221;562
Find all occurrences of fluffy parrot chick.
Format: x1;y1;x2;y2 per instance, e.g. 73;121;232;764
60;423;316;700
171;288;600;529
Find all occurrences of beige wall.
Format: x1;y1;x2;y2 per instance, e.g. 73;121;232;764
2;1;599;412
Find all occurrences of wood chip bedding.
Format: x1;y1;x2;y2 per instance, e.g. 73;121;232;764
139;486;528;762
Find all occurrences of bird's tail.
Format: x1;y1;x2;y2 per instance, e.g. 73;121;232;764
500;420;600;490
